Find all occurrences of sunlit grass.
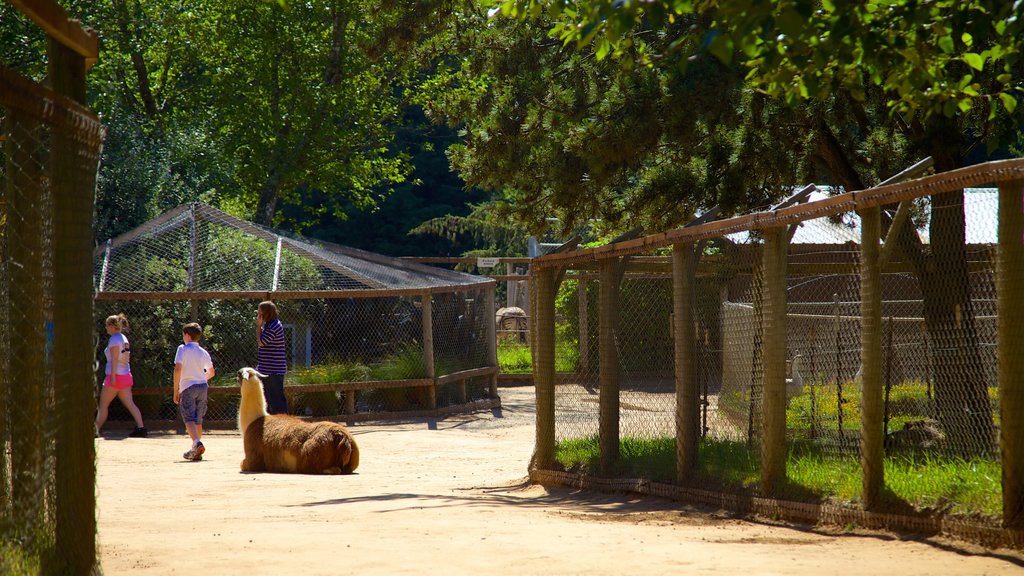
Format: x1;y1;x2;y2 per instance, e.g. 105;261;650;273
497;341;578;374
555;435;1002;518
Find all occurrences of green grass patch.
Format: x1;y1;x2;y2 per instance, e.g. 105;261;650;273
290;361;371;384
785;379;998;432
497;343;533;373
554;435;1001;518
497;341;579;374
0;539;38;576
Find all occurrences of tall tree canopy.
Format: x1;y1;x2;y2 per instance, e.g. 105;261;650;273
499;1;1023;122
4;0;422;234
196;0;411;226
414;5;824;239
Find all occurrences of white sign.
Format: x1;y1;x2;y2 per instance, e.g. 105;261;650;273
476;257;500;268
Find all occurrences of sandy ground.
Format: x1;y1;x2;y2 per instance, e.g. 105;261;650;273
97;386;1024;575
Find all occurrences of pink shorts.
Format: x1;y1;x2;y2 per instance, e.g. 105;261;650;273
103;373;134;390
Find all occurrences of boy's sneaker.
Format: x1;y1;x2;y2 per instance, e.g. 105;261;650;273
184;441;205;461
128;427;148;438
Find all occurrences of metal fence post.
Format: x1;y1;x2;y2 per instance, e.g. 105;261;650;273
673;243;699;480
761;227;788;494
998;178;1024;528
860;206;884;508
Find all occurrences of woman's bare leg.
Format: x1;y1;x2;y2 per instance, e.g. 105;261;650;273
95;386;119;431
116;387;145;429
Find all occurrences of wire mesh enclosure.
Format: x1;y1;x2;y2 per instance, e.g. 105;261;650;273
94;203;499;427
1;10;103;571
528;162;1024;541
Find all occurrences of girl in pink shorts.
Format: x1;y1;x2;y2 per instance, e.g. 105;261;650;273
95;314;147;438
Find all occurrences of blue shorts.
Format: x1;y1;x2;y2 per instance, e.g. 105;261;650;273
179;384;208;425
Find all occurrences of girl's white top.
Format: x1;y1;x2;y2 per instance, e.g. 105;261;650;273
105;333;131;375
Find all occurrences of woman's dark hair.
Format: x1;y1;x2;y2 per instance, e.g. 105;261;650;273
258;300;278;322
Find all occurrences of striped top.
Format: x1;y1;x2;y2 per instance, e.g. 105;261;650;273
257;318;287;374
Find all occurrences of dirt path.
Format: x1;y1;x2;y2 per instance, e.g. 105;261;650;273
97;386;1022;575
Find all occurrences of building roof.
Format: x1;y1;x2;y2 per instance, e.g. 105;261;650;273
726;188;997;246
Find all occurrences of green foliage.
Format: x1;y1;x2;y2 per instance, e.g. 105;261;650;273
284;106;490;256
497;342;533;373
882;455;1001;516
291;361;372;385
416;4;789;236
409;200;532;256
497;341;578;373
555;435;1002;517
0;538;39;576
557;278;673;374
190;0;414;224
785;379;999;433
786;380;863;432
9;0;428;237
370;345;429;380
499;1;1024;124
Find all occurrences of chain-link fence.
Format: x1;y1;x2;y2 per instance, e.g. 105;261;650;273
93;203;499;429
2;23;104;573
529;161;1024;543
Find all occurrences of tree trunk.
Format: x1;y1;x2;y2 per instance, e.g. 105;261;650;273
255;172;285;227
819;120;994;457
921;187;995;456
251;3;350;227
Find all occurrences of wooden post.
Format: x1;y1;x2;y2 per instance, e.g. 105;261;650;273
421;292;436;410
485;285;498;398
49;36;99;574
760;228;788;494
532;267;557;470
998;178;1024;529
578;276;589;371
673;243;699;480
859;206;884;509
345;390;356;421
599;259;621;474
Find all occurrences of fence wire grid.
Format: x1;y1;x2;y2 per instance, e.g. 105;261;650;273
92;203;499;426
528;174;1024;541
2;61;105;573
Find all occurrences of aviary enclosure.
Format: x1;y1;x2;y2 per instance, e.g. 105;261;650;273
93;203;500;426
526;159;1024;545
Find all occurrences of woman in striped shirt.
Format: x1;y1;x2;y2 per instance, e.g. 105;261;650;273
256;300;288;414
